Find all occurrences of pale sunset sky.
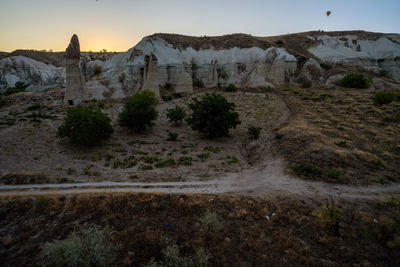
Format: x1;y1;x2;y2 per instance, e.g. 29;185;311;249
0;0;399;52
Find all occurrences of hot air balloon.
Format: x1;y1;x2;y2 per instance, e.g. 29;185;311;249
326;11;331;16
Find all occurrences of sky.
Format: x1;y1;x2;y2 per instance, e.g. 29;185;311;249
0;0;399;52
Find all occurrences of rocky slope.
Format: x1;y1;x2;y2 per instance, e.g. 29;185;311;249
1;31;399;98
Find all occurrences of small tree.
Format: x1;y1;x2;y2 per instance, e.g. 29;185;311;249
118;90;158;132
57;107;113;146
166;105;186;125
186;93;240;138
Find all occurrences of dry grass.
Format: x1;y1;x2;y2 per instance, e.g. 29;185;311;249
274;86;400;184
0;193;399;266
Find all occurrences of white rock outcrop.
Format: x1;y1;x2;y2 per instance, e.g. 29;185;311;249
309;35;400;80
103;36;298;94
0;56;63;92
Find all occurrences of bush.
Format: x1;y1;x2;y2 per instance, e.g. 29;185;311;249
225;83;238;92
41;226;119;267
340;73;371;88
221;71;228;79
166;105;186;125
186;93;240;138
293;163;323;179
200;210;221;237
118;90;158;132
0;96;6;108
57;107;113;146
248;125;261;139
148;237;208;267
372;91;400;106
4;81;29;96
93;65;102;76
192;78;204;88
166;131;178;141
178;156;192;166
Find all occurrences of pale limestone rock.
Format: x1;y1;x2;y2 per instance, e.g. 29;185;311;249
85;80;108;100
205;60;218;88
168;65;193;93
142;54;160;98
64;34;87;105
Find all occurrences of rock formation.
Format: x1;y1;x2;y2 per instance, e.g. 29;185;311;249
64;34;86;105
2;31;400;97
142;54;160;98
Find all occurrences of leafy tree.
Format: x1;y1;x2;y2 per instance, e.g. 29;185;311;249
166;105;186;125
57;106;113;146
118;90;158;132
186;93;240;138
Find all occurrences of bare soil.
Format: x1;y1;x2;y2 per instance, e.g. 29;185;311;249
0;91;287;185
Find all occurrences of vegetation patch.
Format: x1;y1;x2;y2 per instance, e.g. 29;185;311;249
118;90;158;132
155;157;175;168
186;93;240;138
41;226;119;267
340;73;372;88
372;91;400;106
57;107;113;146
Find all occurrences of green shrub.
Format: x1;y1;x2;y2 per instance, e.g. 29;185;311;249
149;237;208;267
225;83;237;92
140;155;161;164
197;153;210;162
200;210;221;237
192;78;204;88
166;105;186;125
155;157;175;168
141;165;153;171
0;96;6;108
327;168;342;180
372;91;400;106
248;125;261;139
3;81;29;96
382;111;400;123
166;131;178;141
204;146;221;153
162;95;173;102
293;163;323;179
41;226;119;267
178;156;192;166
93;65;102;76
118;90;158;132
186;93;240;138
227;155;238;164
340;73;371;88
57;107;113;146
221;71;228;79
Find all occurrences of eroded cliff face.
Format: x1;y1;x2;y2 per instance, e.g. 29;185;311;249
308;34;400;80
1;31;400;99
102;35;298;98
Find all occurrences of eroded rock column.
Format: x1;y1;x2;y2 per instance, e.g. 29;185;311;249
64;34;87;105
142;54;160;98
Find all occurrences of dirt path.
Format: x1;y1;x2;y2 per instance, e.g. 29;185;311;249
1;158;399;200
